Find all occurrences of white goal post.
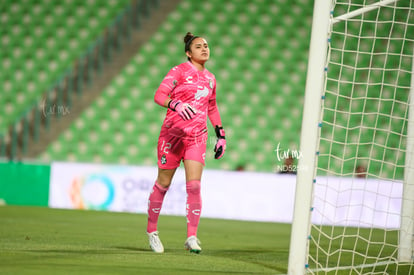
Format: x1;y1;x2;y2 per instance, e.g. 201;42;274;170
288;0;414;274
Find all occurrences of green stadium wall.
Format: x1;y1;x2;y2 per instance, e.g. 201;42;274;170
0;162;50;206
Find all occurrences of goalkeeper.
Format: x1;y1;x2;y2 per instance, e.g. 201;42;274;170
146;32;226;254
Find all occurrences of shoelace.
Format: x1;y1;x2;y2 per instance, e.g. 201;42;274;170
149;234;160;245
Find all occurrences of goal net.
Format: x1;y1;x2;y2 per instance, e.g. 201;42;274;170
289;0;414;274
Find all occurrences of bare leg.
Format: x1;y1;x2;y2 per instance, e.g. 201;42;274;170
183;159;203;182
157;168;177;188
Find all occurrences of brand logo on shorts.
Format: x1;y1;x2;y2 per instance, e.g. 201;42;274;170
161;155;167;165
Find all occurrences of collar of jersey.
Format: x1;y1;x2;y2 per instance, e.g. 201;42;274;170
187;61;206;73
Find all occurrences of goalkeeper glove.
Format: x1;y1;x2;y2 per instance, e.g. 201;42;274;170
168;99;197;121
214;126;226;159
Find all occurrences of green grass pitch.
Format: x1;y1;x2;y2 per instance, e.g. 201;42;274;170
0;206;291;274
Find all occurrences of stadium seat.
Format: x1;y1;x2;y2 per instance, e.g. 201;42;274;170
38;0;408;179
0;0;130;134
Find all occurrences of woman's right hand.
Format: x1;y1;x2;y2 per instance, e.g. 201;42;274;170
168;99;197;121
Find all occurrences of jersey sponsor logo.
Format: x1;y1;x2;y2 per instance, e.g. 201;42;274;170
195;86;209;100
185;76;193;84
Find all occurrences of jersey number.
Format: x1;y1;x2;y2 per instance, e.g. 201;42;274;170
161;141;172;154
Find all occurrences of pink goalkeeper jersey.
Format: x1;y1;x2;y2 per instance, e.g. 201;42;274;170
155;61;219;139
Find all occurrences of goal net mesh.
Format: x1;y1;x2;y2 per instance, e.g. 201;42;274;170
308;0;414;273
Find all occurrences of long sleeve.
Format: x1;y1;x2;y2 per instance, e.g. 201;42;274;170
154;85;170;107
154;66;181;107
208;86;222;127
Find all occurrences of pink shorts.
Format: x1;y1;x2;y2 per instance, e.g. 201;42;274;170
157;127;208;169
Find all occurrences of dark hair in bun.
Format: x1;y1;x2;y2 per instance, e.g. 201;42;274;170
184;32;199;53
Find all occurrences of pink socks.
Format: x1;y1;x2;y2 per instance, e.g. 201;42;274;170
147;180;202;238
147;181;168;233
186;180;202;238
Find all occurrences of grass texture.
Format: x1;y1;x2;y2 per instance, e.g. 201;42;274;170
0;206;290;274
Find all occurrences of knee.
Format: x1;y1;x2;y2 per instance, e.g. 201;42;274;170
157;171;175;188
186;180;201;195
157;179;171;189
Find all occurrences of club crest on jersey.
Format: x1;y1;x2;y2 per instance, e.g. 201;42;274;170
195;86;209;100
